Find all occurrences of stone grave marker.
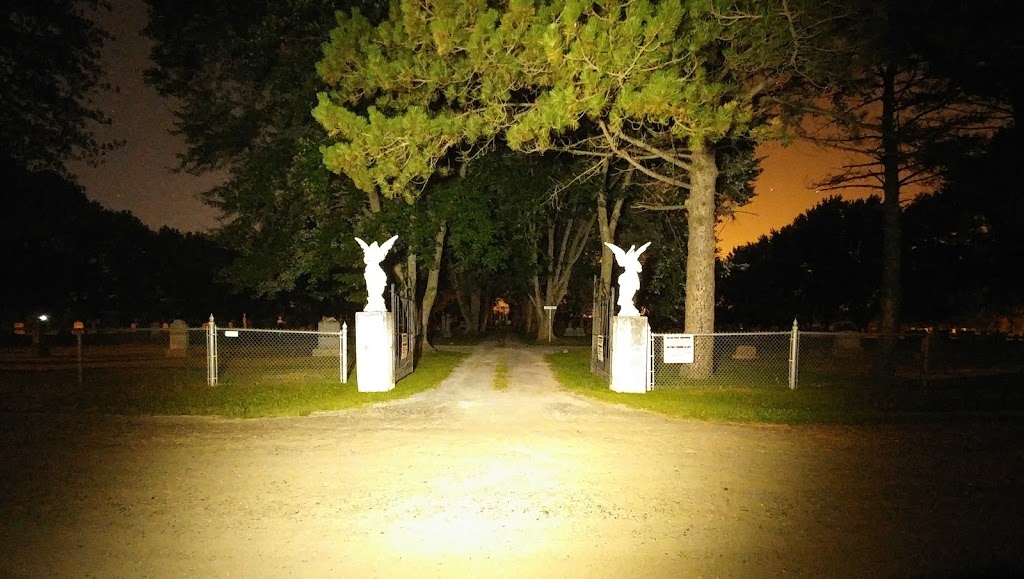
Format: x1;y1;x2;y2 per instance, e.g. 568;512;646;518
313;317;341;356
167;319;188;357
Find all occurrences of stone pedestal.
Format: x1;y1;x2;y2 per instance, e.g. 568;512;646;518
356;311;395;392
610;315;650;393
313;319;341;357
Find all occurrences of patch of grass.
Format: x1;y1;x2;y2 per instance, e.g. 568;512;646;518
493;358;508;390
545;350;1024;425
0;350;468;418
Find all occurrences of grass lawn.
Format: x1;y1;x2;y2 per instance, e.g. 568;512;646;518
492;358;508;390
546;350;1024;425
0;350;468;418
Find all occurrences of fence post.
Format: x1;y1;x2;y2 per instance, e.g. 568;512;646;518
76;332;83;387
341;321;348;384
207;314;218;386
788;318;799;390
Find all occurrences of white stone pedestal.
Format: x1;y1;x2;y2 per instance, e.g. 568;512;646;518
610;315;650;393
356;311;395;392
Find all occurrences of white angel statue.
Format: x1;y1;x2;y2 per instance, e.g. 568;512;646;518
355;235;398;312
604;241;651;316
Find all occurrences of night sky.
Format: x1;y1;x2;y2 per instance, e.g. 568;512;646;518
67;0;887;254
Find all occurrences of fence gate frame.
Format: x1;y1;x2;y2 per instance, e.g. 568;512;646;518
391;283;416;382
590;277;614;381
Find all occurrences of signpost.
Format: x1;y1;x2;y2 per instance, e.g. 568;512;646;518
544;305;557;343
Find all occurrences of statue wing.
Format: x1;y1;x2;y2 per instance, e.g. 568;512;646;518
354;237;369;252
604;242;628;267
632;242;652;258
379;235;399;256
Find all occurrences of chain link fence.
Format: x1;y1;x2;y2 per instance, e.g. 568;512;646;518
651;332;793;389
0;327;208;394
647;328;1024;389
210;326;351;386
0;321;355;394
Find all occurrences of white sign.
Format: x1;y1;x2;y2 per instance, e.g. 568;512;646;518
224;330;239;338
596;335;605;361
663;334;694;364
544;305;557;311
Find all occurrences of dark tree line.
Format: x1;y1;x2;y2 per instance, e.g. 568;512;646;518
0;158;255;327
719;177;1023;332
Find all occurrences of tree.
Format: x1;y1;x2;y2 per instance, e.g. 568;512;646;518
719;197;882;329
791;0;1002;379
1;0;114;171
145;0;398;325
314;0;842;377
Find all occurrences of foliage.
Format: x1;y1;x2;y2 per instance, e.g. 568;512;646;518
719;197;883;329
314;0;836;199
1;0;115;172
144;0;386;302
904;130;1024;324
0;159;244;325
790;0;1007;372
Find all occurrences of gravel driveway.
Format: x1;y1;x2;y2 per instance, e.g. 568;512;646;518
1;342;1021;578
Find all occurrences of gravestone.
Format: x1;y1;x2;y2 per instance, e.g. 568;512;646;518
732;345;758;360
834;333;862;356
441;313;453;338
313;317;341;357
167;319;188;357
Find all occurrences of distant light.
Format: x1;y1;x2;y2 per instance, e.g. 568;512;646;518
38;314;49;322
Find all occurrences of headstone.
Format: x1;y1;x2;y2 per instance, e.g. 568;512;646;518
167;319;188;357
732;345;758;360
834;333;862;356
313;317;341;356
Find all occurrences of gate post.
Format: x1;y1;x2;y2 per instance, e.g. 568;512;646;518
207;314;218;386
788;318;799;390
341;321;348;384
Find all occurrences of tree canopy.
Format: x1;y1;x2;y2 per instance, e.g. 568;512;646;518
1;0;114;171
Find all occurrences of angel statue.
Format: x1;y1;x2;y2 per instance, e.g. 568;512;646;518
604;241;652;317
355;235;399;312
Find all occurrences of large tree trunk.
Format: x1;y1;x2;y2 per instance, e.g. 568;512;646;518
419;223;446;352
877;63;902;384
597;160;626;293
469;289;482;335
684;141;718;380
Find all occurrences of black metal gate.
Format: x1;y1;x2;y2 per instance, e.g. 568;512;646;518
590;277;614;380
391;284;416;382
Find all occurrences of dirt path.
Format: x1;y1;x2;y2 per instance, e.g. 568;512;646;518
1;342;1022;578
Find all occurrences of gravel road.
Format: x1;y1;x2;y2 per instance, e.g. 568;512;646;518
1;342;1021;578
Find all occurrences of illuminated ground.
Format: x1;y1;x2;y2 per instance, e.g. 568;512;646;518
1;342;1021;577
